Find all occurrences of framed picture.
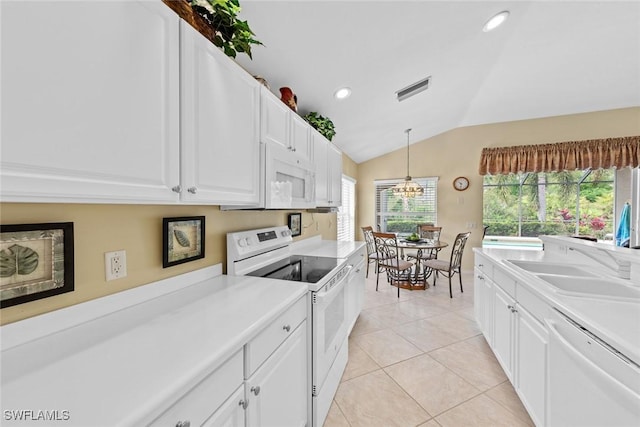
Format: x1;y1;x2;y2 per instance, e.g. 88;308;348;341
1;222;74;308
163;216;205;268
288;213;302;237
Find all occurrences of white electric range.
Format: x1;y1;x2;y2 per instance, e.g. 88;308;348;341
227;226;355;427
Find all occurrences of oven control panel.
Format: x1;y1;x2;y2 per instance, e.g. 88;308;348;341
227;226;293;264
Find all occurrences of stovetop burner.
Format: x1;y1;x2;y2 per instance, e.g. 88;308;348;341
246;255;340;284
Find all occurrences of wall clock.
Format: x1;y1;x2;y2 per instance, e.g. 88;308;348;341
453;176;469;191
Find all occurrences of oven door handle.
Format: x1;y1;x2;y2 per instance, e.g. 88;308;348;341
314;265;352;305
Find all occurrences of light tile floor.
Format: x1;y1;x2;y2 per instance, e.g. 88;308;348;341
324;269;534;427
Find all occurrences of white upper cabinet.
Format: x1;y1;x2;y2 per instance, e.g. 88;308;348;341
290;114;313;163
313;129;342;207
260;88;313;163
180;21;260;205
0;1;180;203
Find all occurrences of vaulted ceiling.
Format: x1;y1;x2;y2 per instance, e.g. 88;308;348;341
235;1;640;163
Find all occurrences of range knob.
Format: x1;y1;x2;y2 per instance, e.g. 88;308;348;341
244;237;252;246
238;238;247;247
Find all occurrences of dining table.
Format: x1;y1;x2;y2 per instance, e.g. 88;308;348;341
395;238;449;290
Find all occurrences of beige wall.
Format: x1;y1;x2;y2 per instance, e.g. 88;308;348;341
356;107;640;270
0;204;337;325
0;152;360;325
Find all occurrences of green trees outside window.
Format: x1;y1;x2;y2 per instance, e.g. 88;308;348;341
483;169;614;240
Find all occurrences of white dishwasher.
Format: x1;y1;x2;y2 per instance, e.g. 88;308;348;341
546;308;640;427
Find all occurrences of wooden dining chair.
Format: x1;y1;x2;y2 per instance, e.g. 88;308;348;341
372;232;414;297
423;232;471;298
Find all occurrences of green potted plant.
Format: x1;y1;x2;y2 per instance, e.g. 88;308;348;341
303;112;336;141
190;0;263;59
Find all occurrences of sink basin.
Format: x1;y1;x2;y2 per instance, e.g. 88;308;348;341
538;274;640;300
507;260;591;276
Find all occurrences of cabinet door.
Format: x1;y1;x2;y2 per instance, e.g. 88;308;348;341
290;114;312;162
493;285;515;380
481;275;495;345
474;269;485;330
203;386;246;427
516;306;548;427
180;22;260;205
246;321;308;427
1;1;180;203
327;144;343;207
260;87;290;149
312;131;330;206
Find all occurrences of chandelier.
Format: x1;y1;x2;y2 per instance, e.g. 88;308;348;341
392;128;424;198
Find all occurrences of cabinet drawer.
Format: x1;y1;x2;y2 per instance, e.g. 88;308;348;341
475;254;494;280
517;284;550;324
493;267;516;298
245;295;307;377
151;350;243;426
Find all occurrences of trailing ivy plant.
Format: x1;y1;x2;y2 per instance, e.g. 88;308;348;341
303;112;336;141
190;0;263;59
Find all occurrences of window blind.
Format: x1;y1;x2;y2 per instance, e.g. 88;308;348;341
337;175;356;241
375;177;438;233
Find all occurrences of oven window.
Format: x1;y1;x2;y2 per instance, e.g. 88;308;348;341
324;290;345;349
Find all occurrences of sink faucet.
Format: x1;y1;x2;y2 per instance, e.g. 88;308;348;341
568;246;631;280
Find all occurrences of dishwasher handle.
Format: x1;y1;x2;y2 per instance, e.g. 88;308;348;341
545;312;640;397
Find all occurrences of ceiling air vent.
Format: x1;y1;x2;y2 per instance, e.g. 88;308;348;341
396;76;431;102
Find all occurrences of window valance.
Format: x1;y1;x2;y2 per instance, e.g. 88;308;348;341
478;136;640;175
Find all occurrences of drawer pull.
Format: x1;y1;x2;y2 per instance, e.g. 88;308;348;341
175;421;190;427
187;187;197;194
251;385;261;396
239;399;249;410
283;324;291;332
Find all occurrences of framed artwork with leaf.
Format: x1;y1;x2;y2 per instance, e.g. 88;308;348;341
1;222;74;308
163;216;205;268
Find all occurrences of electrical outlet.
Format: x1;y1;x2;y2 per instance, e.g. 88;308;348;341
105;250;127;281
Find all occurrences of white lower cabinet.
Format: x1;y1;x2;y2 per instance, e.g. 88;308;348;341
151;351;244;427
515;305;548;427
474;254;548;426
492;285;515;381
246;322;308;427
203;386;246;427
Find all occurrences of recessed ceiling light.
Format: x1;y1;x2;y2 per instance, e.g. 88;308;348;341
483;10;509;32
334;87;351;100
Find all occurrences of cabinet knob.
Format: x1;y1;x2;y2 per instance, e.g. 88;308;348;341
478;264;484;267
282;324;291;332
175;421;190;427
238;399;249;410
477;275;484;280
187;187;197;194
171;185;181;193
251;385;261;395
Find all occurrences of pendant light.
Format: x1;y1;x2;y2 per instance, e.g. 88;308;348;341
392;128;424;198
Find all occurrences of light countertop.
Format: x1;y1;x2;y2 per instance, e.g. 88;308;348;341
291;236;365;259
1;271;306;426
474;247;640;365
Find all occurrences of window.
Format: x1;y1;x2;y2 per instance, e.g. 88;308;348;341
483;169;615;240
337;175;356;242
375;177;438;234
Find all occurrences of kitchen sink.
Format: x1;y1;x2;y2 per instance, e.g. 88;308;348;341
537;274;640;300
507;260;592;277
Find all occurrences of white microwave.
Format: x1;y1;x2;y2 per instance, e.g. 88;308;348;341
263;143;315;209
223;142;315;210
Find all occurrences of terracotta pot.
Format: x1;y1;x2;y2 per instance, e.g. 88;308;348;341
279;87;298;112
